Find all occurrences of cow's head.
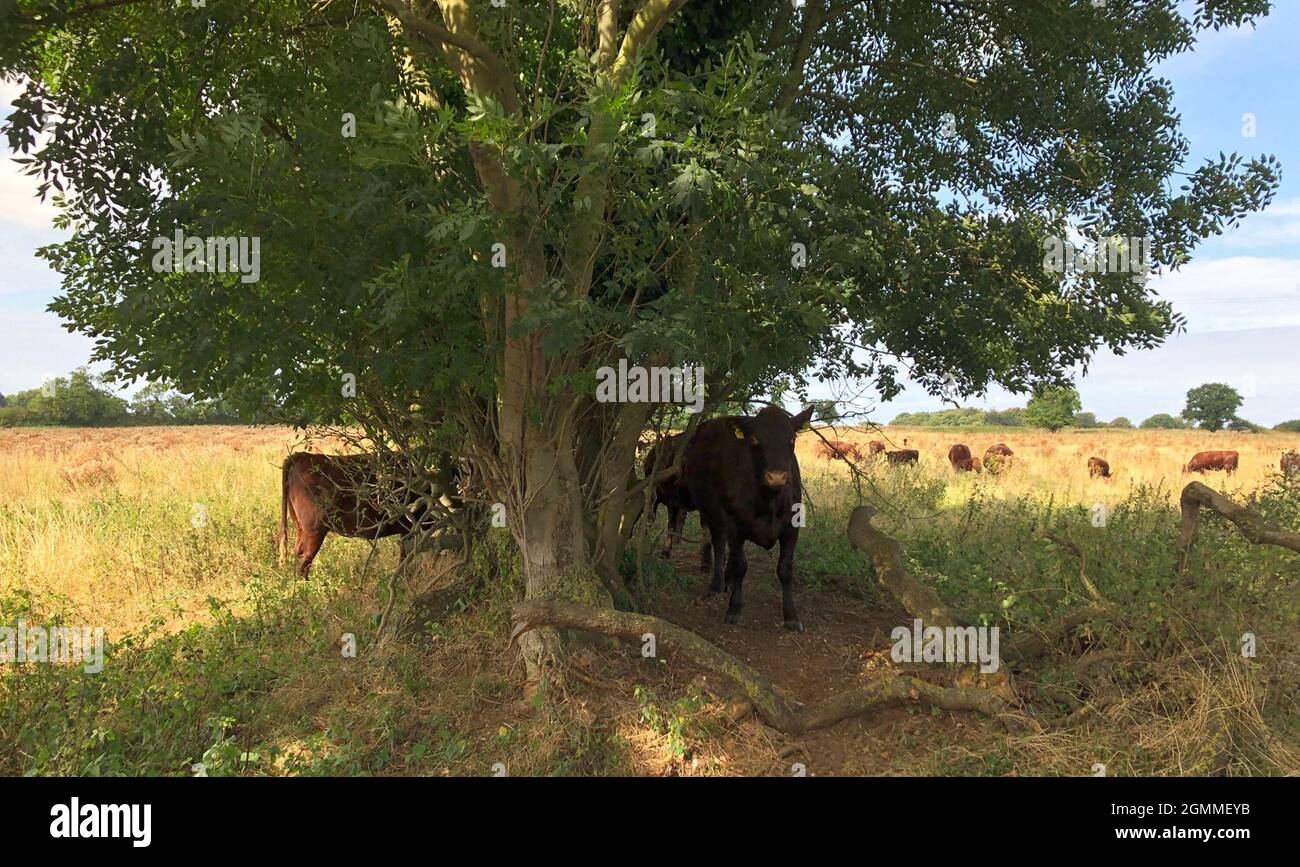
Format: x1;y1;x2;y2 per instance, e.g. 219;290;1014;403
746;405;815;493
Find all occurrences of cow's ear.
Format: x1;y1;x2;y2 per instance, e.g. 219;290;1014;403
792;404;816;430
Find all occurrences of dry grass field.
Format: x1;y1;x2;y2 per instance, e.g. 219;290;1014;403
1;424;1297;776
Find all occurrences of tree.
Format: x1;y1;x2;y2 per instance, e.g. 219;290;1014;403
1023;385;1082;432
1108;416;1133;429
1072;411;1099;429
1141;413;1186;430
1227;416;1262;433
1274;420;1300;433
129;382;173;423
983;407;1024;427
1182;383;1244;431
2;0;1281;680
0;369;129;426
810;400;839;423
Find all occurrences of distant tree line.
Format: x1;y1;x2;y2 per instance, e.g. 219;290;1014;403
890;384;1298;433
0;369;247;427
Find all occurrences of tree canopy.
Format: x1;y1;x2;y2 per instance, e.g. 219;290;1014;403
1023;384;1082;432
1182;382;1245;431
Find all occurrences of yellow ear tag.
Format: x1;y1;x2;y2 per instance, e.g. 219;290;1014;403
734;428;745;440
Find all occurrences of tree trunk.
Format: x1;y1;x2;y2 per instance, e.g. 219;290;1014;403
512;423;612;693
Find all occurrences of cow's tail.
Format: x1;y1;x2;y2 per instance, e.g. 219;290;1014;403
278;456;291;566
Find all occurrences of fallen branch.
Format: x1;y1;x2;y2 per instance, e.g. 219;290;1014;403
847;505;966;628
1004;604;1116;663
1044;532;1106;603
510;600;1026;734
1179;481;1300;572
849;505;1118;669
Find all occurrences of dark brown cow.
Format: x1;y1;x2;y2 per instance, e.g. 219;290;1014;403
983;443;1014;473
867;440;887;456
948;443;973;472
643;434;694;559
1281;450;1300;478
1088;456;1111;478
1183;450;1239;475
886;449;920;466
278;452;442;577
683;404;816;631
816;440;862;461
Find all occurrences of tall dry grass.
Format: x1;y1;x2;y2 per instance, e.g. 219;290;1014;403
0;426;365;633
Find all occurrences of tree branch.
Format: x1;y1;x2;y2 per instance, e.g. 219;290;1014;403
609;0;687;84
596;0;621;69
1179;481;1300;566
373;0;520;114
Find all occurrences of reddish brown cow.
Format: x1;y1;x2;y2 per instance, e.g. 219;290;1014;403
886;449;920;466
1088;457;1111;478
1182;450;1239;475
948;443;973;472
983;443;1014;473
867;440;887;456
278;452;442;577
1281;450;1300;477
815;440;862;461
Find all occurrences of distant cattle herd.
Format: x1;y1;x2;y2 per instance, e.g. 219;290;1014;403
813;438;1300;484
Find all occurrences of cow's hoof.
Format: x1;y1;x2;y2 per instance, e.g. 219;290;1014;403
783;619;805;633
724;611;742;625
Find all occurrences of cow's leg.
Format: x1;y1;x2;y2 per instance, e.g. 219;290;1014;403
698;511;728;596
776;526;803;632
722;526;748;624
661;505;682;559
296;528;326;578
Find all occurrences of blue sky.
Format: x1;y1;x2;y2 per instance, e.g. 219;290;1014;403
2;4;1299;424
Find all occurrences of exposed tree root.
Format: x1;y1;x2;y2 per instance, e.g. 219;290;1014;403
510;600;1028;733
1179;482;1300;570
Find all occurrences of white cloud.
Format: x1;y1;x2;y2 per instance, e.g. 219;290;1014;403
1;76;61;231
0;311;99;397
1151;256;1300;332
1215;197;1300;251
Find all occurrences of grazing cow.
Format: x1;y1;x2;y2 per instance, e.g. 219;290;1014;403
815;440;862;461
1281;450;1300;478
1088;457;1111;479
279;452;447;577
886;449;920;466
983;443;1014;473
1182;450;1239;475
683;404;816;631
948;443;973;472
643;434;694;559
867;440;887;456
959;457;981;472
